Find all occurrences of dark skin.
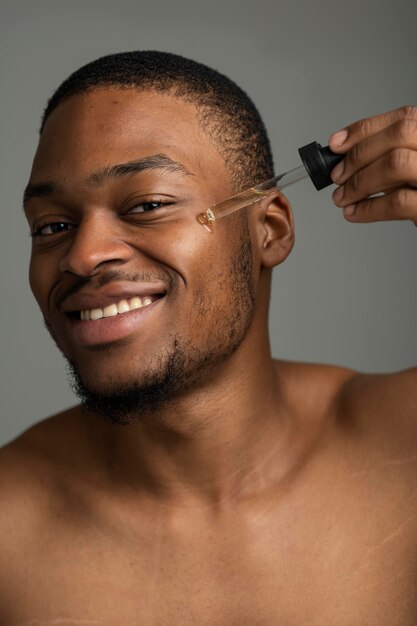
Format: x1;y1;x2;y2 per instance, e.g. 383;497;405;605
0;90;416;625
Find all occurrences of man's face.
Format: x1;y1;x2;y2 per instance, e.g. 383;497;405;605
24;88;258;417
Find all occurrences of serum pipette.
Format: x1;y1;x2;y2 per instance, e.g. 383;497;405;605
197;141;344;231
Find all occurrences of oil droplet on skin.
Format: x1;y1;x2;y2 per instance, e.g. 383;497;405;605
197;210;214;233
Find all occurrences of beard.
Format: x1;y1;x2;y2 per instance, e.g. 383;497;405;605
63;224;256;426
66;336;214;426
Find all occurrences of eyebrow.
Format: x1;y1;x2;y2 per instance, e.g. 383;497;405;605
23;154;193;210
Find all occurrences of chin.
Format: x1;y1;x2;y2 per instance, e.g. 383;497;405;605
65;346;192;425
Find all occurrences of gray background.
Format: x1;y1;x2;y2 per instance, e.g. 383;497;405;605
1;0;416;447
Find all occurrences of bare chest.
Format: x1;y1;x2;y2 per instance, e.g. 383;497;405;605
2;486;417;626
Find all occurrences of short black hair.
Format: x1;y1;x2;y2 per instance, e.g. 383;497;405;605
41;51;274;191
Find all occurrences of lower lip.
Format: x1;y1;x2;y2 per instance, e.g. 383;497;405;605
67;297;164;346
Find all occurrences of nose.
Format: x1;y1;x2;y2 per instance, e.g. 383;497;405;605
59;212;134;276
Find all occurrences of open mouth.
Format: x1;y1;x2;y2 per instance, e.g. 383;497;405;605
68;294;164;321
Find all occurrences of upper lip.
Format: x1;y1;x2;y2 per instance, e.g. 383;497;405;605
60;283;167;313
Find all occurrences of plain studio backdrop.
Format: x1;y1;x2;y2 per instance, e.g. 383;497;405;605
1;0;416;447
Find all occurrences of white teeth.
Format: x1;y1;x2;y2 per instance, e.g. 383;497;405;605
103;303;118;318
117;300;130;314
130;296;143;310
80;295;155;321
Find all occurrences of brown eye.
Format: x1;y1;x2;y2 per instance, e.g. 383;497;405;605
127;201;169;214
33;222;74;236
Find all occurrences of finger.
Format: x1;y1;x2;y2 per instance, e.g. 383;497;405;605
341;187;417;224
331;118;417;185
332;148;417;207
328;105;417;154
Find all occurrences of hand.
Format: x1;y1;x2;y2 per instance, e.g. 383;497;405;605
328;106;417;227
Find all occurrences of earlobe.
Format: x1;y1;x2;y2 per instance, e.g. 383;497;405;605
256;192;295;268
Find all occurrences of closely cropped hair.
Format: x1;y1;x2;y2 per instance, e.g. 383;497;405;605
41;51;274;191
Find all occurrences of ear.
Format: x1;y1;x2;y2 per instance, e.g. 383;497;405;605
252;192;295;268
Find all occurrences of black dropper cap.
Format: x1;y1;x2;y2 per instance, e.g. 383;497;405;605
298;142;344;190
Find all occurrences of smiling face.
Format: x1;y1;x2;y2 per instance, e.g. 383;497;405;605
25;88;260;420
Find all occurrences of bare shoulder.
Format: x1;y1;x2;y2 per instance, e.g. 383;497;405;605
0;405;87;472
274;358;359;418
276;358;417;452
336;365;417;449
0;406;90;538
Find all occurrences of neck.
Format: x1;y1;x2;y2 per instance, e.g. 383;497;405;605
86;336;310;511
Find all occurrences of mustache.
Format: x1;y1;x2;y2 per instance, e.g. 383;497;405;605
55;269;176;310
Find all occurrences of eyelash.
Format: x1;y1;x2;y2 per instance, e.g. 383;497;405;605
30;199;173;237
30;221;74;237
127;199;172;214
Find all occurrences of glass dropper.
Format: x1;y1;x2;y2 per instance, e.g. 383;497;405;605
197;141;344;232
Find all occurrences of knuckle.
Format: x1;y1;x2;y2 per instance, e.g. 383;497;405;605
358;117;373;137
387;148;410;172
393;118;417;143
387;189;410;217
347;141;363;168
400;105;417;120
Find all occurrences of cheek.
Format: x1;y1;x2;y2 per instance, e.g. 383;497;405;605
149;219;227;285
29;259;42;302
174;225;244;310
28;255;55;313
149;222;239;329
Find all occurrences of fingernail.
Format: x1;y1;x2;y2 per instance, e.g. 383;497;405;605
333;186;345;204
343;204;356;217
331;160;345;183
329;129;348;147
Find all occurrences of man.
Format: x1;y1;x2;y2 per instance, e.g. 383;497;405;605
0;51;416;624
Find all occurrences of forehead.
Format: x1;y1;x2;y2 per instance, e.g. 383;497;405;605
31;88;229;189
